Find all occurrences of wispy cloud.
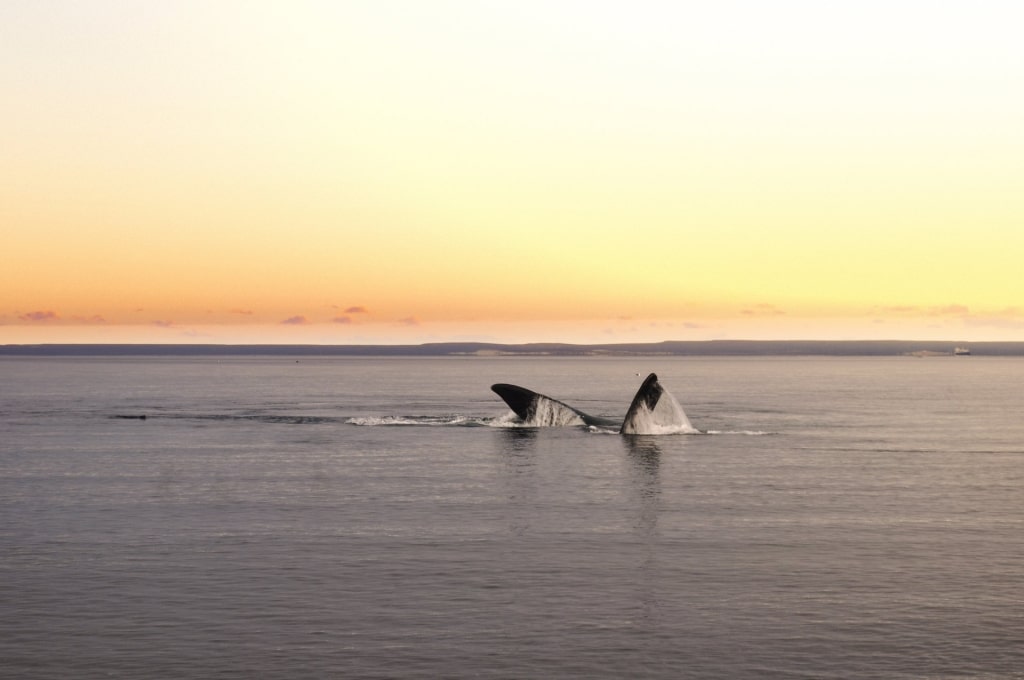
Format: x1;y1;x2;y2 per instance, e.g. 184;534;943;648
962;315;1024;331
18;310;59;322
72;314;107;324
229;308;253;316
281;315;310;325
345;306;370;314
930;304;969;316
741;304;786;316
332;316;352;324
398;316;420;326
152;320;175;328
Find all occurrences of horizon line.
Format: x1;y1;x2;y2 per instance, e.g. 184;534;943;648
0;339;1010;358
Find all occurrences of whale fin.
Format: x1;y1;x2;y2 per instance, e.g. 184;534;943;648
491;383;618;427
620;373;695;435
491;376;693;433
620;373;663;434
490;383;544;421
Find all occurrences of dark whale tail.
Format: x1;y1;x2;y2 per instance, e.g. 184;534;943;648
620;373;664;433
490;383;619;428
492;373;696;435
620;373;695;435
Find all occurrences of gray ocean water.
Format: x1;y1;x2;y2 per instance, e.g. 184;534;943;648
2;355;1022;679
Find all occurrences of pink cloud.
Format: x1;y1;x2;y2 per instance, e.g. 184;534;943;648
72;314;107;324
345;306;369;314
152;320;175;328
332;316;352;324
19;310;59;322
229;308;253;316
281;315;310;325
398;316;420;326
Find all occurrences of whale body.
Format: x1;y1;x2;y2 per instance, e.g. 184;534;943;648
491;373;697;435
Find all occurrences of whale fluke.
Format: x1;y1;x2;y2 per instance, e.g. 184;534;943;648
490;383;542;421
620;373;695;435
491;383;618;427
491;374;696;434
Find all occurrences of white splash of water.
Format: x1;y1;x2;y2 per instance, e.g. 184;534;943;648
526;397;585;426
625;390;699;435
489;412;524;428
347;415;477;427
347;416;420;426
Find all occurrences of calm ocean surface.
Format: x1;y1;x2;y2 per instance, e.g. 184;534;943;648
2;355;1022;679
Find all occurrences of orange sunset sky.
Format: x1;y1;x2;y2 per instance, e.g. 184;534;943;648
3;1;1023;345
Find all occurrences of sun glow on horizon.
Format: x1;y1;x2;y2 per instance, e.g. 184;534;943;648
4;1;1023;345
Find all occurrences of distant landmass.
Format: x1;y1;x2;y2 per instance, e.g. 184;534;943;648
2;341;1021;356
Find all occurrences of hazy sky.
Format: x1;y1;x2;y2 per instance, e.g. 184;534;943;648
4;1;1023;344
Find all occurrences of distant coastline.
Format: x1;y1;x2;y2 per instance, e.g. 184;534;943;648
1;341;1020;357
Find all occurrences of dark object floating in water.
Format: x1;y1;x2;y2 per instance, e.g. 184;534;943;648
112;414;147;420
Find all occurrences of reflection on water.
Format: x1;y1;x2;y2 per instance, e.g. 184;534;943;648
496;428;538;536
624;435;662;505
625;436;661;479
500;425;538;453
622;436;664;625
623;436;662;541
